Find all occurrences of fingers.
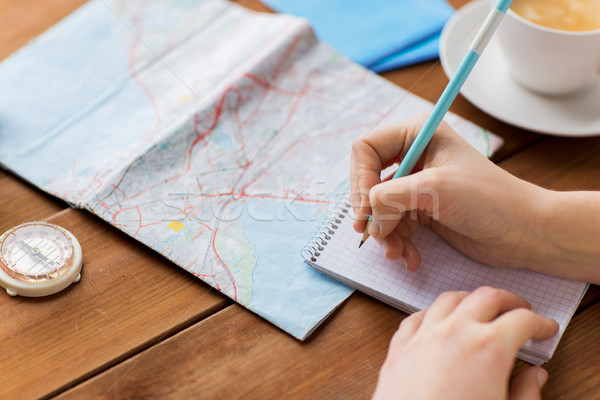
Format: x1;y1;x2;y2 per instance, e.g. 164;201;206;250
425;288;558;351
350;115;472;235
350;157;380;222
508;367;548;400
352;217;368;234
368;180;406;238
402;240;421;272
385;310;426;365
391;310;426;348
378;230;421;270
367;169;441;239
452;287;558;347
494;308;559;349
452;288;558;350
423;291;471;324
454;287;532;322
368;215;422;270
350;132;384;222
375;218;412;254
350;116;431;225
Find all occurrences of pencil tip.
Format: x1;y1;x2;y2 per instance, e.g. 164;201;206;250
358;240;364;248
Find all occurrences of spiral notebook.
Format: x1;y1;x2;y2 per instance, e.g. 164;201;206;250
303;202;589;365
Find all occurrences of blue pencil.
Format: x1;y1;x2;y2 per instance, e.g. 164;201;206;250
360;0;513;247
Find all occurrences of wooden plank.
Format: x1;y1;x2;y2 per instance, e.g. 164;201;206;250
56;292;404;400
0;0;87;62
54;287;600;400
0;169;66;234
500;136;600;191
542;302;600;399
0;209;229;399
578;284;600;312
233;0;273;12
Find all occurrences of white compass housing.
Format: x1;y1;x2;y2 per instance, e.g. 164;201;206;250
0;222;83;296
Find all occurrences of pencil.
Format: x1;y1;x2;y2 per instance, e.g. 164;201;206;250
359;0;513;248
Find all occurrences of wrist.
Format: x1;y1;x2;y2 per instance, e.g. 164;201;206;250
525;190;600;283
502;183;553;270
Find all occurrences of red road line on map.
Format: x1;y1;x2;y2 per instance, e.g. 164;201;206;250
101;3;163;200
194;113;216;171
187;258;215;279
240;193;335;204
119;25;372;198
166;86;233;184
240;81;271;127
181;205;213;233
243;73;297;96
191;190;336;205
102;25;371;299
197;221;212;231
225;151;246;170
212;226;237;301
106;4;284;299
196;190;235;199
239;166;270;194
232;123;369;198
244;73;384;126
190;89;227;150
64;172;105;202
111;205;160;235
228;87;244;130
271;27;310;79
193;272;215;279
271;85;308;142
191;225;211;243
280;123;372;163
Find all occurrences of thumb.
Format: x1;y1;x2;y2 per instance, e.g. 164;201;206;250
368;169;439;239
508;367;548;400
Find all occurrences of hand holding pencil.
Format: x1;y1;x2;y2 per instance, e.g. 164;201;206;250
349;115;548;274
356;0;513;249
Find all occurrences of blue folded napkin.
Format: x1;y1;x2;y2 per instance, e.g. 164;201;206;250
370;33;441;72
261;0;454;71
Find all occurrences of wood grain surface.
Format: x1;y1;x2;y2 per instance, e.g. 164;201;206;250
1;1;598;399
0;210;229;399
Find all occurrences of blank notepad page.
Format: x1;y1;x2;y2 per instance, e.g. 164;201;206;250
308;212;588;362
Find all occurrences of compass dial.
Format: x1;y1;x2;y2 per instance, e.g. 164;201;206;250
0;222;83;296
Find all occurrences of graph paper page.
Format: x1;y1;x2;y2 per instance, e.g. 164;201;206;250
307;212;588;363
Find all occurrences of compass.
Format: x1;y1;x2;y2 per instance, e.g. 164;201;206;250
0;222;83;297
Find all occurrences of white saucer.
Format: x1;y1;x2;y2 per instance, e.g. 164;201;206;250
440;0;600;137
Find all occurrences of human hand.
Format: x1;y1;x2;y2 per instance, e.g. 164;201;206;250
350;114;548;272
372;287;559;400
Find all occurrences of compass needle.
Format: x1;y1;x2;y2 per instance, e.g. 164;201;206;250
18;241;33;253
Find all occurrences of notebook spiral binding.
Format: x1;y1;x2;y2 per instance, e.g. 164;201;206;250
301;199;352;262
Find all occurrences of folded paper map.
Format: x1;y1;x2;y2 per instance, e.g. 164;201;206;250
0;0;502;339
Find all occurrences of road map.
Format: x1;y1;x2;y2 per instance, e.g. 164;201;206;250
0;0;502;339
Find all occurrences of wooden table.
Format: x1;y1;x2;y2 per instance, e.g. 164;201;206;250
1;1;599;398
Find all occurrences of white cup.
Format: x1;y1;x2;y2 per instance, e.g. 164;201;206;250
496;6;600;96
